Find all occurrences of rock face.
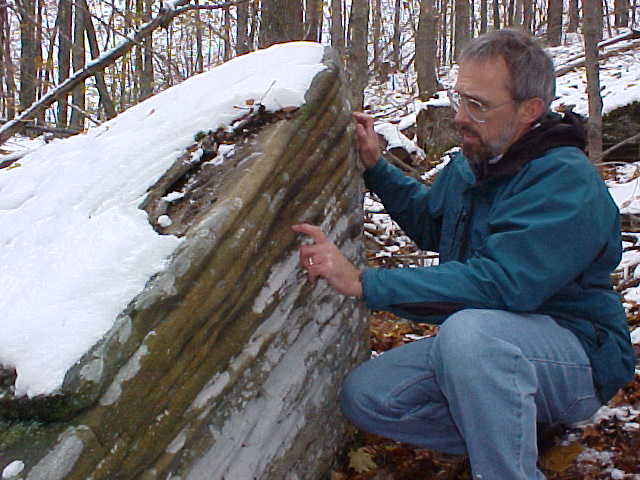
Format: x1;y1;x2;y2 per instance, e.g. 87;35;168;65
0;47;368;479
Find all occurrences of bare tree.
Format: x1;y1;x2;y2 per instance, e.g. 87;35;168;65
416;0;438;98
259;0;304;47
454;0;470;59
392;0;401;71
480;0;488;33
17;0;38;113
372;0;382;75
305;0;323;41
330;0;345;53
0;5;16;119
568;0;580;32
237;0;250;54
547;0;563;46
493;0;500;30
615;0;630;26
70;0;86;130
583;0;603;162
57;0;72;127
347;0;369;109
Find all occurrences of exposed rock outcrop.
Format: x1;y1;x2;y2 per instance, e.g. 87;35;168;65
0;46;368;480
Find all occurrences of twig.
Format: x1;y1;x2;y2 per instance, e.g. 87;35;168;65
598;132;640;163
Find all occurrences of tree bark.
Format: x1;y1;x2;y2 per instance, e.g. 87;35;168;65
259;0;304;47
480;0;488;33
57;0;72;127
372;0;382;76
18;0;38;113
330;0;344;53
304;0;322;41
416;0;438;100
347;0;369;109
493;0;500;30
547;0;563;46
454;0;470;60
69;0;85;130
237;0;250;54
79;0;115;119
583;0;603;162
568;0;580;32
615;0;629;26
224;5;232;60
0;6;15;120
392;0;402;71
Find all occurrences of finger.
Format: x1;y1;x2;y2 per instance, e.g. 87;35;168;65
291;223;329;244
352;111;374;130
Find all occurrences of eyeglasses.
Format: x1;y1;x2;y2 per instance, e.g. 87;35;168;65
447;89;514;124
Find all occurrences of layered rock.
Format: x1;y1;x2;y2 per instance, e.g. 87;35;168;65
0;46;368;480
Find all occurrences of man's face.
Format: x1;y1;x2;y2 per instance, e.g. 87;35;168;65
453;56;530;166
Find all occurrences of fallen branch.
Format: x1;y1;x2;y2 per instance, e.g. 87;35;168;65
555;31;640;77
0;0;247;146
599;131;640;163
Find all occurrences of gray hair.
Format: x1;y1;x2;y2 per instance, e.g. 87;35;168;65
459;29;556;109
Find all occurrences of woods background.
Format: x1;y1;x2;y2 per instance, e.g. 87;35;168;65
1;0;638;142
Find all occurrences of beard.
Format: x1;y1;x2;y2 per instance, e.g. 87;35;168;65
459;122;518;167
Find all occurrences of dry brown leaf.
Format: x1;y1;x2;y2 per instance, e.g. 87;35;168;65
330;471;348;480
348;447;378;473
539;442;583;473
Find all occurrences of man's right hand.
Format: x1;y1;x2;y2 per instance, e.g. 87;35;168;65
353;112;381;169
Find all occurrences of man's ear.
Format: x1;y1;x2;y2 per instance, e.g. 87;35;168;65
519;97;546;124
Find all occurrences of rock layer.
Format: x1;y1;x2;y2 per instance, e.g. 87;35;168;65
0;46;368;480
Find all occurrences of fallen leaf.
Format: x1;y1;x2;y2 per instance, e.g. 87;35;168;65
539;442;583;473
348;447;378;473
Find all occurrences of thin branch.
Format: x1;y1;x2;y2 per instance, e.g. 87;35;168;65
598;132;640;162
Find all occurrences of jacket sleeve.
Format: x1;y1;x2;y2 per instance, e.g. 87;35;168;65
362;148;620;323
364;157;447;252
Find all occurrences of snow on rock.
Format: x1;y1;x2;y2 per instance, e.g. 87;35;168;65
0;41;326;397
1;461;24;479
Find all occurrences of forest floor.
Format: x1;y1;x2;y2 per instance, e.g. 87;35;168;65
329;162;640;479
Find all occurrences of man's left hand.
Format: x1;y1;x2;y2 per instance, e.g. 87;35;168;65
291;223;363;298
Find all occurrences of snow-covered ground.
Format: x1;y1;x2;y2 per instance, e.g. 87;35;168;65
0;42;326;397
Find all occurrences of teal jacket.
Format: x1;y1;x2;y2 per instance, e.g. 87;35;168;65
362;113;635;403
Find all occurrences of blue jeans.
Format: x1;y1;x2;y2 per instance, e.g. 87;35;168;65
340;309;602;480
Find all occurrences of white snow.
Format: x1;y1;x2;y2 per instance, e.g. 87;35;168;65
0;41;326;397
2;461;24;479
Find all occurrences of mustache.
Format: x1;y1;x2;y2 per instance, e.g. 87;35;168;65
458;125;480;137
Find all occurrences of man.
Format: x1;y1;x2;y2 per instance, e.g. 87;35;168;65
292;29;635;479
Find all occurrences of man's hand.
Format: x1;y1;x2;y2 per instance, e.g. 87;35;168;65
353;112;381;169
291;223;363;298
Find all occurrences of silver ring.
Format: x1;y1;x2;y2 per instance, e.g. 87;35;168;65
308;257;314;266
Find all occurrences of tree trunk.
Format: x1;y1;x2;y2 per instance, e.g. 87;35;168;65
304;0;322;41
79;0;115;119
568;0;580;31
330;0;344;53
441;0;448;64
507;0;515;25
454;0;470;60
347;0;368;109
141;0;154;99
237;0;250;54
0;5;15;120
372;0;382;76
615;0;629;26
583;0;603;162
547;0;563;46
480;0;488;33
18;0;37;113
259;0;304;47
69;0;85;130
416;0;438;99
493;0;500;30
57;0;72;127
224;5;232;60
522;0;532;31
194;0;204;69
392;0;402;71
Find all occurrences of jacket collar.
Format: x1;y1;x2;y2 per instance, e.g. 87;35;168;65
471;111;587;183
